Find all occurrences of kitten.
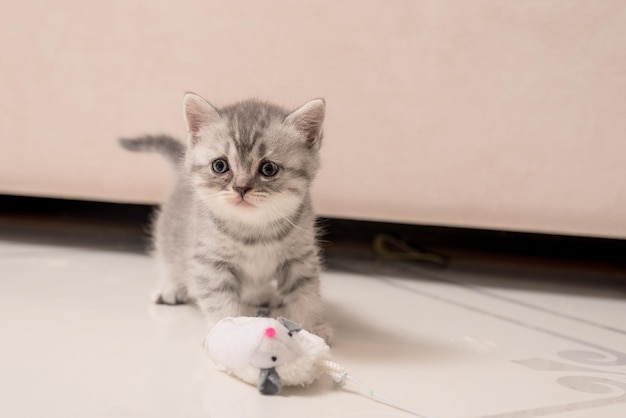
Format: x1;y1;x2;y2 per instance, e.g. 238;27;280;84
120;93;332;342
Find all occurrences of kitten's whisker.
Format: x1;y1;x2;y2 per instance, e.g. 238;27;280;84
258;152;272;162
266;205;308;235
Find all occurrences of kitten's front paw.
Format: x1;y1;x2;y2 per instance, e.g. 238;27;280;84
312;322;334;345
151;285;190;305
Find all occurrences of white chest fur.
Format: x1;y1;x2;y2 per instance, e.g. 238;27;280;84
235;243;289;307
238;243;283;284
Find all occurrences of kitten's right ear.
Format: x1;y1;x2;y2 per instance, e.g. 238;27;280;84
285;99;325;148
183;92;220;143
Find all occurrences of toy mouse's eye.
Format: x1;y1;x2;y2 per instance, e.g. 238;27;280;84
288;332;293;337
271;356;277;362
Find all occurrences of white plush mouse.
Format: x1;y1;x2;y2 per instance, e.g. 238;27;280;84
204;317;432;417
204;317;333;395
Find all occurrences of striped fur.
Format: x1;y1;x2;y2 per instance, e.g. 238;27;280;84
121;93;331;342
119;134;185;167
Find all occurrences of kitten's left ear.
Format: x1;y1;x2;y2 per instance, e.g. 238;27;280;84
284;99;325;148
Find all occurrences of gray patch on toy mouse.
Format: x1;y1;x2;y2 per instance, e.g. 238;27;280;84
259;367;281;395
278;317;302;334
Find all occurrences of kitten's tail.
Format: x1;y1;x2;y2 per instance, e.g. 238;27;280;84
119;134;185;167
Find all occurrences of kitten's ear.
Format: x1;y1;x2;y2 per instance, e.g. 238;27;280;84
284;99;325;148
183;92;220;143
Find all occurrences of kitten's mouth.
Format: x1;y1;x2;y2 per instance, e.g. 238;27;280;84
234;198;255;208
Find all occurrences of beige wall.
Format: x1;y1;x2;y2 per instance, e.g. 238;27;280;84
2;1;626;238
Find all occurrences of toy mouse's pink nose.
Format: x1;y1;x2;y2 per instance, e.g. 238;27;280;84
265;327;276;338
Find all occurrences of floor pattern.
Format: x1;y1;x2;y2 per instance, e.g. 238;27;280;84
1;239;625;417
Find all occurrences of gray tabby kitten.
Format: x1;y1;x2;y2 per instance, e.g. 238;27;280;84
121;93;331;342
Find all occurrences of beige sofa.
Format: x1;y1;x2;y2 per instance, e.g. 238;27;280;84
2;1;625;239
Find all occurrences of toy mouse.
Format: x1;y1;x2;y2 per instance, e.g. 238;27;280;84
204;316;332;395
204;316;431;417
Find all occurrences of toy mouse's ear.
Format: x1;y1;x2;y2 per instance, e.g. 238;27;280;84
277;317;302;335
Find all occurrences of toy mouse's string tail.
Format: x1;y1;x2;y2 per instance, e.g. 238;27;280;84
318;360;436;418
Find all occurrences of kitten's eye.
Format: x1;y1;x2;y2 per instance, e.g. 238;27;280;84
211;159;229;174
259;161;279;177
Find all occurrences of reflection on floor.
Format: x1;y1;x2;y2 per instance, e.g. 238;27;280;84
1;237;625;418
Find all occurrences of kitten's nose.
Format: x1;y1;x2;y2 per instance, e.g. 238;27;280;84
233;186;252;197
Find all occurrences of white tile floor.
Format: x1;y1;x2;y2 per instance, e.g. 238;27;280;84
1;239;625;418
